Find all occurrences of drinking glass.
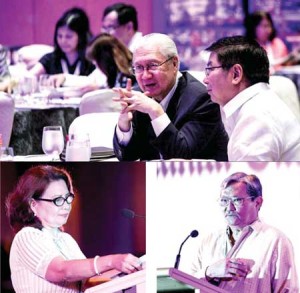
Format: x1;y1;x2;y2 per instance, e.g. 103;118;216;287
0;147;14;161
65;133;91;161
39;74;55;102
42;126;64;160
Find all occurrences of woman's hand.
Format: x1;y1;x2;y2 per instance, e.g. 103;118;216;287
111;253;143;274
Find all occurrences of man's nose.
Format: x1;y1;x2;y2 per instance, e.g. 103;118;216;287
140;68;153;79
203;76;209;85
226;200;236;211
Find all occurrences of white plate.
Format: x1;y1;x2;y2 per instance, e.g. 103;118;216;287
13;155;53;161
54;87;82;97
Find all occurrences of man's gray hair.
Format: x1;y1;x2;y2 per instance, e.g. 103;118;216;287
220;172;263;199
133;33;179;59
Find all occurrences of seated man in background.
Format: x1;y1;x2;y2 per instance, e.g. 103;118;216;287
50;3;142;92
112;33;228;161
191;172;298;292
101;2;142;52
204;35;300;161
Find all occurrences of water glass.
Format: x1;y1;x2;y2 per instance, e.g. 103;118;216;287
39;74;55;102
42;126;64;160
0;147;14;161
65;133;91;161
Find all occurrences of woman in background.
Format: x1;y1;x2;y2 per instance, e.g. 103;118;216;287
244;11;289;73
51;33;136;93
86;33;136;88
30;7;95;78
6;165;142;293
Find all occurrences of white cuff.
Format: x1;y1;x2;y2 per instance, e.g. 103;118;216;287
116;124;133;146
151;113;170;137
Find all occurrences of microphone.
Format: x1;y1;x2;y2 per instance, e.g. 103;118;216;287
174;230;199;269
121;208;145;219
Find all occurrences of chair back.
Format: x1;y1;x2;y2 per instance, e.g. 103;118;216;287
17;44;54;70
269;75;300;121
0;92;15;147
79;89;121;115
68;112;119;149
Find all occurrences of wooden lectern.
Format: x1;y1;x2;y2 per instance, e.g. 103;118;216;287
169;268;229;293
84;269;146;293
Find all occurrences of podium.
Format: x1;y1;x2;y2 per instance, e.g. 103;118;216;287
84;269;146;293
169;268;229;293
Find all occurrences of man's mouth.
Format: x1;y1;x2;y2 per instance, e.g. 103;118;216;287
143;83;156;90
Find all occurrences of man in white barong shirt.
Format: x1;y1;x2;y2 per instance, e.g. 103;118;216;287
203;36;300;161
191;172;299;293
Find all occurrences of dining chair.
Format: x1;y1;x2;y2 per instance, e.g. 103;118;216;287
17;44;54;70
68;112;119;149
0;92;15;147
269;75;300;121
79;89;121;115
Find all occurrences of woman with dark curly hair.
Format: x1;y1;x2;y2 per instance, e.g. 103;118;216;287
6;165;142;293
30;7;95;78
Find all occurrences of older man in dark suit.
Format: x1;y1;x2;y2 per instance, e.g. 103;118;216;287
112;33;228;161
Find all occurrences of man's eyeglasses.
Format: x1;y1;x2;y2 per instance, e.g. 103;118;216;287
204;65;224;76
34;193;75;207
218;196;254;208
132;56;174;75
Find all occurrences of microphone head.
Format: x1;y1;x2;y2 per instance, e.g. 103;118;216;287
121;208;135;219
190;230;199;238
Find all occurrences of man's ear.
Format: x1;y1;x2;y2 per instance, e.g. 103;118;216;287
231;64;243;84
125;21;133;31
256;196;263;211
172;56;179;69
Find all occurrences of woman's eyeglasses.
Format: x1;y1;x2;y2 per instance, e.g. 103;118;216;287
34;193;75;207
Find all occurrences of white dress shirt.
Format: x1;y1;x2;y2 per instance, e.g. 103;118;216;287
221;82;300;161
190;220;299;293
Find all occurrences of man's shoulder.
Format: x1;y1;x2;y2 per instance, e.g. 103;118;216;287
253;221;292;242
200;227;226;243
180;71;206;87
178;71;209;97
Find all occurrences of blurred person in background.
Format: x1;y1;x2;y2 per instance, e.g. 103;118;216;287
85;33;136;89
51;33;136;93
46;3;142;93
30;7;95;78
244;11;289;73
101;2;142;52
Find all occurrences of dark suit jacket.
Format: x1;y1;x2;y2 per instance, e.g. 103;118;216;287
113;71;228;161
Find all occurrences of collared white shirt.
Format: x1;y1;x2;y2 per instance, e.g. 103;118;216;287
221;82;300;161
190;220;299;293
